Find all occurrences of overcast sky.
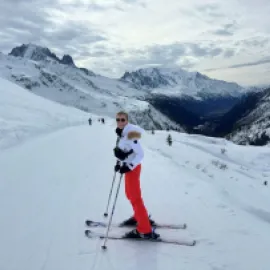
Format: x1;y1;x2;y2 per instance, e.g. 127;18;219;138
1;0;270;86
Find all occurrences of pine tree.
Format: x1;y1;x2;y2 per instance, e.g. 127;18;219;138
167;134;172;146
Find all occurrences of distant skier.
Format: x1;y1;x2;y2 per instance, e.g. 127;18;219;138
101;118;105;124
113;111;160;239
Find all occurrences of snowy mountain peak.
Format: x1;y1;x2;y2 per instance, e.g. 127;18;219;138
122;67;173;89
122;67;202;87
61;54;75;66
9;44;58;62
121;66;245;98
9;43;76;67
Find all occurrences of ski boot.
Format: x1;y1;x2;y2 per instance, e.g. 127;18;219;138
123;228;160;240
149;216;157;227
119;216;137;227
119;215;156;227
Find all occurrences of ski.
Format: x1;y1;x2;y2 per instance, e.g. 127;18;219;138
85;219;187;230
85;229;196;246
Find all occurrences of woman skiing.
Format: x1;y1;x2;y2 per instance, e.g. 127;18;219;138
113;111;160;239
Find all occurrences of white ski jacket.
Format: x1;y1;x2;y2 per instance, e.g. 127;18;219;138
116;123;144;170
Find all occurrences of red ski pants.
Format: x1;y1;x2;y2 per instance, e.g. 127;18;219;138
125;164;152;234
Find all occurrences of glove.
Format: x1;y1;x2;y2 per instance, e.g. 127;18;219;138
114;147;133;161
114;161;121;172
119;164;131;174
115;128;123;137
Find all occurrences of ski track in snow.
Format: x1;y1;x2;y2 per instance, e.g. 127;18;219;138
1;78;270;270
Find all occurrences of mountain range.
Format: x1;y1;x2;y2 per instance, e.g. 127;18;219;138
0;43;269;145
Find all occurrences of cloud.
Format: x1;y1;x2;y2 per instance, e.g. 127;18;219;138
44;22;107;45
213;29;233;36
1;0;270;85
56;0;145;11
212;22;236;36
187;43;223;57
78;45;126;58
0;0;107;58
228;58;270;69
224;49;235;58
122;0;144;4
235;38;269;48
108;42;225;73
196;3;222;17
76;42;204;74
122;0;146;7
180;2;225;23
0;2;53;48
205;57;270;72
66;1;126;11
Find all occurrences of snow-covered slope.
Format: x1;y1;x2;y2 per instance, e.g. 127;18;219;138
229;88;270;145
0;77;89;150
1;85;270;269
214;88;270;145
121;67;247;99
0;45;179;131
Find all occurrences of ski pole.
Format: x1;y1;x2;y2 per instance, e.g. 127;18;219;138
103;171;117;217
104;136;120;217
102;174;123;250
